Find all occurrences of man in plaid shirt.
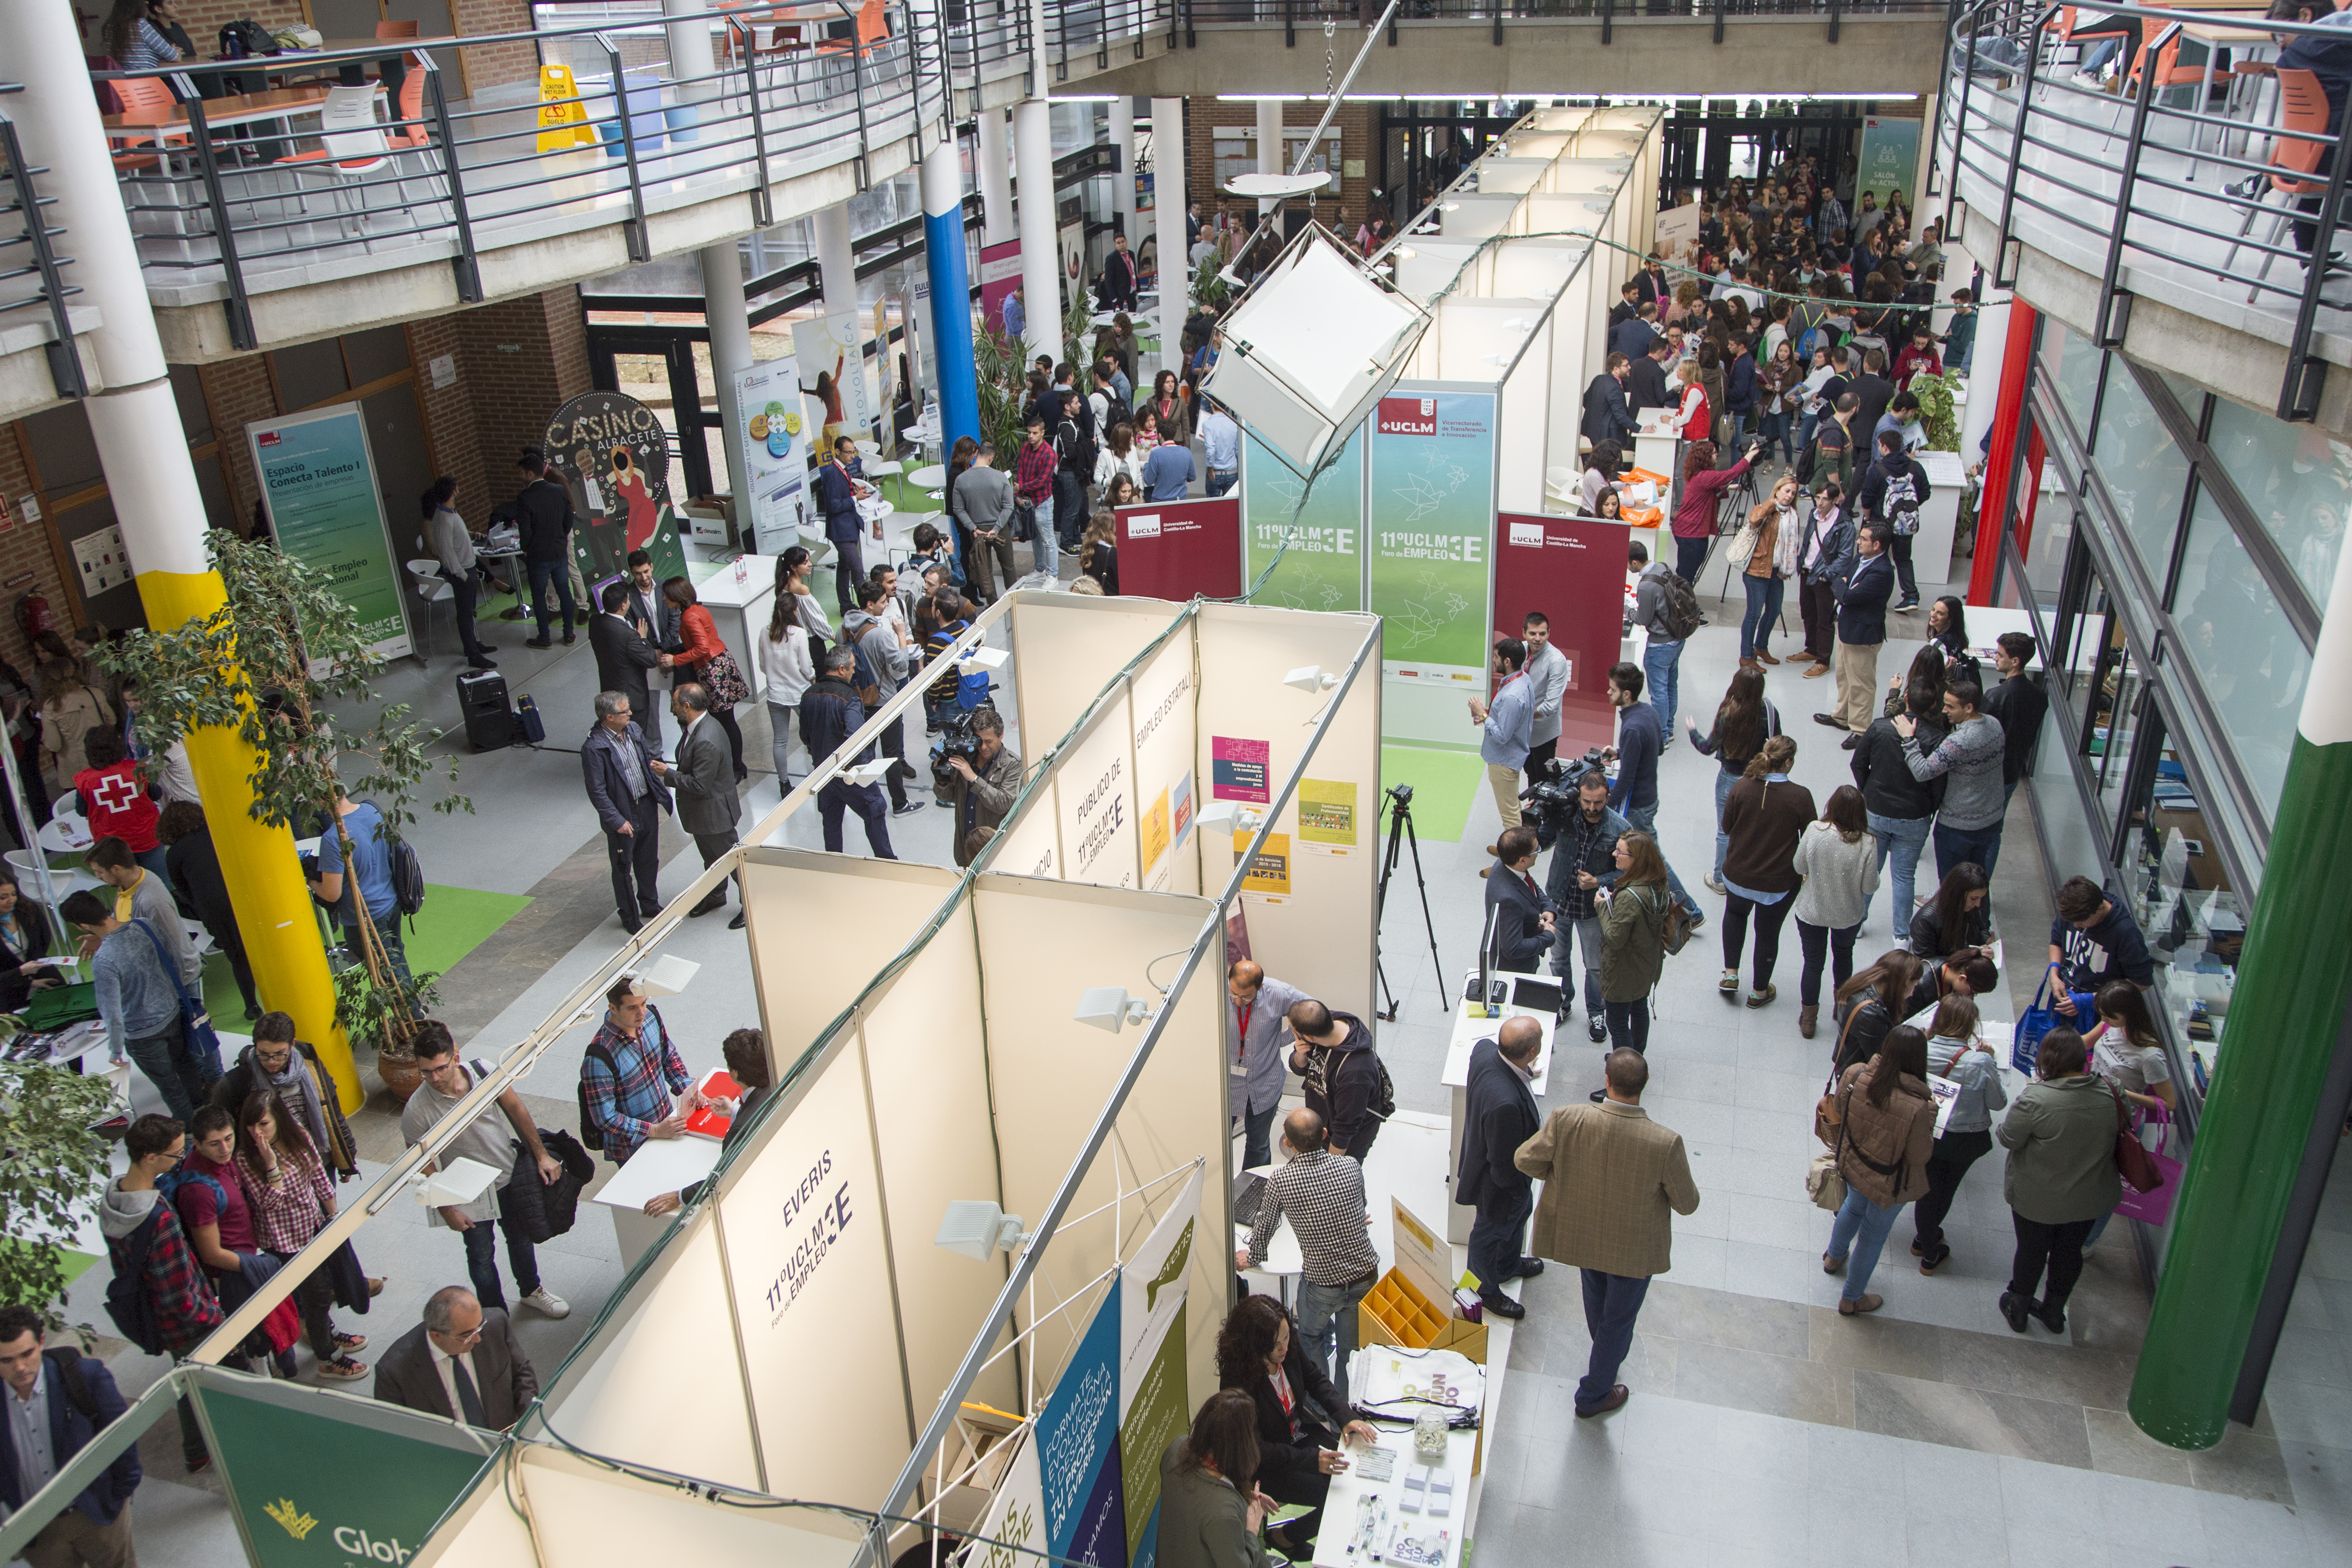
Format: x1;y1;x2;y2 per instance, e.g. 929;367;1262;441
100;1114;223;1471
1013;413;1058;575
580;977;706;1165
1235;1107;1381;1416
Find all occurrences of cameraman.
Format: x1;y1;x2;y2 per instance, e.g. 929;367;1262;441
941;709;1021;869
1543;770;1630;1042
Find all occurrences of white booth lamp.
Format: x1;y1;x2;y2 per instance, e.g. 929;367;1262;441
1201;223;1431;482
629;954;700;998
936;1199;1025;1261
417;1157;504;1211
958;647;1009;674
1284;665;1339;693
841;759;898;786
1196;799;1263;834
1075;986;1158;1034
1225;172;1336;200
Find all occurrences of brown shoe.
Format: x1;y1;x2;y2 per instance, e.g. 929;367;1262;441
1803;663;1832;679
1839;1294;1885;1316
1739;657;1761;671
1799;1005;1818;1039
1575;1384;1631;1418
1756;648;1781;665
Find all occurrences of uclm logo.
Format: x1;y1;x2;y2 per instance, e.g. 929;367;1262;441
256;432;283;448
1376;397;1437;436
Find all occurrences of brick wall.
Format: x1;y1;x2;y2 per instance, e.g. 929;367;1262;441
451;0;542;94
0;437;76;678
460;286;592;476
403;314;488;508
1186;103;1378;241
198;356;281;528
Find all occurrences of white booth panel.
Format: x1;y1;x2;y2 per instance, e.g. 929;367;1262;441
1009;595;1183;762
1129;629;1203;897
1392;240;1482;306
1056;684;1143;890
1473;158;1550;195
525;1454;864;1561
1499;317;1554;517
409;1460;542;1568
1490;242;1584;301
742;852;962;1079
1434;297;1541;385
1438;193;1520;240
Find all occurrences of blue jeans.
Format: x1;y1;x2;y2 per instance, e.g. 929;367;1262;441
1296;1273;1374;1418
526;558;575;639
1739;572;1785;660
1760;408;1794;464
1797;408;1820;459
818;779;895;858
1206;467;1238;497
1865;811;1932;941
1624;802;1701;922
1935;820;2005;880
1713;766;1740;880
1728;412;1750;449
1549;913;1606;1015
1238;1100;1278;1172
1827;1186;1907;1303
1577;1269;1652;1411
1644;637;1684;737
343;921;409;983
1468;1183;1534;1297
461;1215;540;1313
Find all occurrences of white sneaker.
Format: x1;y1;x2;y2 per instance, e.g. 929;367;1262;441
520;1287;571;1320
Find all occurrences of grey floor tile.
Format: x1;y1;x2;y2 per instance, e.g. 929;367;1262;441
1642;1281;1812;1359
1673;1338;1848;1427
2093;1469;2211;1556
2084;1405;2196;1486
1854;1369;2090;1468
2187;1425;2295;1504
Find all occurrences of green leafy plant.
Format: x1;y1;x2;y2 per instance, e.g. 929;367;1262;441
1061;285;1093;378
1911;369;1963;453
0;1063;118;1326
93;531;470;1059
974;323;1031;462
1192;257;1231;315
331;963;442;1056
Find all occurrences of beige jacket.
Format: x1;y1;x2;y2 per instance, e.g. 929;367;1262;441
1514;1100;1701;1278
1834;1059;1938;1206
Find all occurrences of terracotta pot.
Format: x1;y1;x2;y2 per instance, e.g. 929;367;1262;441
376;1050;424;1105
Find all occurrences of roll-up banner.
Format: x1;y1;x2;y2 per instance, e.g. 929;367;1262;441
1114;498;1242;602
1241;425;1362;612
1369;386;1498;748
1494;510;1630;756
733;356;811;555
248;404;411;661
1117;1168;1203;1568
1040;1276;1127;1567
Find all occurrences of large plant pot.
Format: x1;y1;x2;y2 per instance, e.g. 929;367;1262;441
376;1050;424;1106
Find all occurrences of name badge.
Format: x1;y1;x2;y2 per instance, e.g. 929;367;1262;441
1230;1061;1249;1077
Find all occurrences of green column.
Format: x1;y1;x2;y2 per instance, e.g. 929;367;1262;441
2129;537;2352;1449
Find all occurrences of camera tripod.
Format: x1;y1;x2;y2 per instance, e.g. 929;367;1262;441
1374;784;1446;1021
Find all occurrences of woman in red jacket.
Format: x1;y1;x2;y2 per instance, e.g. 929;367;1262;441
1674;356;1711;444
72;725;169;881
1671;436;1757;585
663;576;748;783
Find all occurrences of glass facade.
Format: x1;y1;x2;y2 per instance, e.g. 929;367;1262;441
2204;397;2350;611
2091;370;2193;586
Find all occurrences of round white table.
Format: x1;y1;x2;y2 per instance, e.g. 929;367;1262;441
907;464;947;491
36;815;92;856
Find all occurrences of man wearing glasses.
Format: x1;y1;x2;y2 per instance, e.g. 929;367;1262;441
372;1287;538;1432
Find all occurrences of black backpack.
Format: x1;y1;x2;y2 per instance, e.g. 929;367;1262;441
576;1040;616;1153
1054;414;1097;480
103;1210;167;1357
1657;572;1706;642
41;1349;103;1425
217;18;281;57
390;835;426;923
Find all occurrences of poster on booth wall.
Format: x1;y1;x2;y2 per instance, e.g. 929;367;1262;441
733;356;811;556
1296;779;1358;856
1115;498;1244;601
1129;635;1198;894
1039;1276;1129;1568
1118;1167;1204;1568
1369;388;1495;696
1855;116;1924;209
792;313;875;446
1210;736;1269;803
543;391;689;609
248;404;412;661
1242;425;1363;611
1234;831;1292;898
1494;511;1630;757
1653;201;1701;263
966;1428;1046;1568
979;239;1024;334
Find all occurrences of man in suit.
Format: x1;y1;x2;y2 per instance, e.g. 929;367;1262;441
1483;826;1555;975
1099;231;1140;310
1624;336;1674;421
1580;354;1638;448
651;682;744;930
815;436;874;617
372;1287;539;1432
0;1304;141;1568
583;692;671;935
1457;1018;1545;1321
1608;301;1657;363
1848;348;1896;449
1514;1049;1701;1418
619;551;680;755
1817;521;1896;742
801;645;897;861
590;582;671;754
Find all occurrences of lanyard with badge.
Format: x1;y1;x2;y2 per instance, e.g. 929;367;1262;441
1233;998;1252;1077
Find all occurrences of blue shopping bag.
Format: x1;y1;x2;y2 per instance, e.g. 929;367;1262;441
2012;969;2095;1076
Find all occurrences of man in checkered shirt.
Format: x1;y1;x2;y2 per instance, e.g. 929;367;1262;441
579;977;707;1165
1235;1108;1380;1417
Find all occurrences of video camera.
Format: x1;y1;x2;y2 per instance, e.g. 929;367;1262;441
930;708;987;785
1520;746;1610;851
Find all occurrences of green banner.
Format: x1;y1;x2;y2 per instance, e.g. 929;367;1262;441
249;406;410;659
1368;388;1495;687
1242;425;1363;612
1854;116;1922;210
198;1378;493;1568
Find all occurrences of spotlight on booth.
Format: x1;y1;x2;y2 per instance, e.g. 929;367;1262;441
416;1157;503;1212
1285;665;1340;693
1196;800;1264;834
626;954;700;998
1201;223;1431;483
957;647;1009;676
841;759;897;786
935;1199;1026;1261
1076;986;1159;1033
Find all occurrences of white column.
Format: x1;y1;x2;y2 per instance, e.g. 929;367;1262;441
815;201;858;320
1111;96;1137;244
701;241;755;514
661;0;716;100
1256;98;1284;218
977;107;1016;246
1013;98;1063;364
1152;96;1188;378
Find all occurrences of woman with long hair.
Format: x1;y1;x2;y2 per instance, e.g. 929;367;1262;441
1698;340;1727;444
1158;1390;1275;1568
1104;472;1140;512
1674;355;1712;445
1596;488;1624;522
1142;370;1189;445
1097;422;1146;505
1911;994;2006;1274
1718;735;1814;1009
104;0;182;69
775;545;833;649
1854;673;1945;942
1688;664;1779;890
1909;861;1992;962
1831;949;1924;1066
942;434;982;587
1759;338;1802;466
1735;472;1801;669
1596;830;1674;1064
1581;439;1623;515
0;871;63;1014
1215;1293;1379;1557
233;1093;368;1380
1790;784;1880;1038
760;579;816;791
1823;1024;1936;1316
1671;435;1749;584
663;577;747;781
1925;593;1977;682
2083;980;2178;1115
36;658;113;796
1079;515;1120;596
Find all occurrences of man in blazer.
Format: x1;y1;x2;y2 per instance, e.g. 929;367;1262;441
1580;354;1638;447
583;691;672;934
0;1305;141;1566
652;683;743;928
1457;1018;1545;1321
373;1287;538;1432
1514;1049;1700;1418
1819;520;1897;741
1482;826;1556;975
589;582;671;756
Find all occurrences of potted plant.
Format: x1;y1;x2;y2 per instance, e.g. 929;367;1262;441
0;1061;119;1326
97;530;469;1104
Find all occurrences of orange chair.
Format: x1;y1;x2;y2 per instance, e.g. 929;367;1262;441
106;73;185;177
2224;66;2335;303
816;0;889;60
391;51;431;148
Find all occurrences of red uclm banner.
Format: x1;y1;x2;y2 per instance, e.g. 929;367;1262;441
1493;510;1631;755
1114;497;1243;600
1375;396;1438;436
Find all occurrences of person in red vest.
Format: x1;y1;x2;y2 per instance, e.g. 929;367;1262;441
72;725;167;881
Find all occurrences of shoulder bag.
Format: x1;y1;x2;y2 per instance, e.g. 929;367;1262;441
1724;511;1763;571
702;648;751;708
130;917;223;1080
2110;1083;2165;1195
1816;1005;1868;1145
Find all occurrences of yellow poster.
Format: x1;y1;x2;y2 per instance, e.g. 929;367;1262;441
1141;789;1171;874
1234;832;1292;896
1296;779;1357;852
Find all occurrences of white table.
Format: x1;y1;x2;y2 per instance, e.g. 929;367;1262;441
1438;969;1557;1245
692;554;779;703
589;1136;724;1268
1309;1420;1478;1568
907;464;947;493
1912;448;1970;586
36;815;92;856
1631;411;1681;525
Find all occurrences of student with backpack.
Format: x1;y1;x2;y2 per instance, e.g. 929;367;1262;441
1858;428;1932;610
1285;997;1395;1166
101;1113;224;1474
1595;830;1678;1075
308;791;414;983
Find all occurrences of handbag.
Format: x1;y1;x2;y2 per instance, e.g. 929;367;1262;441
1724;515;1762;571
2011;969;2093;1076
1806;1150;1846;1211
2111;1103;2184;1225
1815;1003;1869;1145
702;648;751;708
2110;1084;2165;1195
131;917;224;1080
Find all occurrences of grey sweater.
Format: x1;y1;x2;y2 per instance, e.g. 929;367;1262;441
950;463;1014;533
1927;1035;2008;1133
1901;713;2007;831
1790;821;1882;929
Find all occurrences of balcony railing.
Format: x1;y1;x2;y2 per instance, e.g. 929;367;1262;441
0;82;87;399
1937;0;2352;420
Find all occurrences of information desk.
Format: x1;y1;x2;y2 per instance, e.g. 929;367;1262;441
688;554;778;702
590;1136;722;1268
1438;968;1556;1246
1310;1420;1478;1568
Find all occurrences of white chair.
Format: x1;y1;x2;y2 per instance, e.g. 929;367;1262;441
405;559;454;660
276;85;393;246
1544;464;1578;506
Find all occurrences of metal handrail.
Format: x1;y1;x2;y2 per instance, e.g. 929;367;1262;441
1939;0;2352;421
0;83;87;399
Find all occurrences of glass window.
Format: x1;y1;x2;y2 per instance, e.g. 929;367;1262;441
2053;562;2118;741
2156;371;2209;424
2042;317;2103;435
2095;649;2148;837
2031;694;2106;886
2017;443;2076;610
2205;395;2352;608
2170;483;2308;817
2091;368;2191;585
2113;731;2237;1093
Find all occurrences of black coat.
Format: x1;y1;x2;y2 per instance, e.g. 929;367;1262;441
1483;860;1554;975
0;902;60;1012
165;828;234;927
498;1127;596;1243
1834;553;1895;646
1624;355;1671;418
1581;373;1637;445
516;477;577;563
1223;1317;1344;1493
1456;1039;1540;1210
582;722;672;834
1850;716;1941;820
589;613;665;725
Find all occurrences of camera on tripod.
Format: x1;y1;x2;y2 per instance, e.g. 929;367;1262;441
1520;747;1609;851
930;708;987;784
